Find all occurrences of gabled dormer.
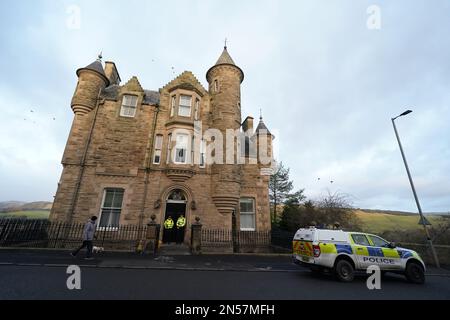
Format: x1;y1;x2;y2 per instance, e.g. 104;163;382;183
117;76;145;118
161;71;208;124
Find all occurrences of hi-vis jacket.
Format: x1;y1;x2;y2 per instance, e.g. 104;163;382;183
292;228;426;272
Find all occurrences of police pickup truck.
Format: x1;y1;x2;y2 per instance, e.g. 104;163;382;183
292;227;426;284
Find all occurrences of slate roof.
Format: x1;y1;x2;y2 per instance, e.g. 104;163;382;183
76;60;109;86
256;118;271;135
215;47;236;66
101;85;160;105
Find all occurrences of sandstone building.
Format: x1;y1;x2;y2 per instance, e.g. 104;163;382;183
49;47;273;249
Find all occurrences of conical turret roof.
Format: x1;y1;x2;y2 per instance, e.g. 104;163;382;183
214;47;236;65
256;116;272;135
206;46;244;83
76;57;109;85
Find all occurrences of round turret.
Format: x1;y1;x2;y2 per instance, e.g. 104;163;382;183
71;57;109;115
207;46;244;217
206;46;244;131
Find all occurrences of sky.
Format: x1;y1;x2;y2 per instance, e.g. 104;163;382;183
0;0;449;212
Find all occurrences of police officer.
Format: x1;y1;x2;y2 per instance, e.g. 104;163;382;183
176;214;186;244
164;216;174;243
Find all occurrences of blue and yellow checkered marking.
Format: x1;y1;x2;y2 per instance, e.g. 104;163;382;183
397;249;413;259
367;247;384;257
335;244;353;255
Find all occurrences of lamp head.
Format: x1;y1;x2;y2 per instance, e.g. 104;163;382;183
400;110;413;117
393;109;413;120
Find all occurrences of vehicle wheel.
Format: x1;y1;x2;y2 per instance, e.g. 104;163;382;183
334;259;355;282
405;261;425;284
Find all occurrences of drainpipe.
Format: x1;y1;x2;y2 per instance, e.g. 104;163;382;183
138;104;160;229
67;88;103;224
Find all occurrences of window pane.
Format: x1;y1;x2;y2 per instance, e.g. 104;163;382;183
178;105;191;117
129;95;138;106
176;134;188;147
123;95;137;107
154;150;161;164
112;190;124;208
167;134;172;164
99;209;111;227
170;96;176;117
200;153;205;167
369;235;389;247
155;135;163;150
103;190;114;207
200;140;206;153
179;95;192;106
121;106;136;117
351;234;370;246
194;100;200;120
240;198;254;213
175;148;186;163
100;208;121;227
240;214;255;230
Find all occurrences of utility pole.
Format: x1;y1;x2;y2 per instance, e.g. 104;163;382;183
392;110;440;268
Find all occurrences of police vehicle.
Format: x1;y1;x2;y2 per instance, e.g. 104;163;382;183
292;227;426;284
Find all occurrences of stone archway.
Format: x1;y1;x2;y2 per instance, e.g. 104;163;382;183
162;189;188;244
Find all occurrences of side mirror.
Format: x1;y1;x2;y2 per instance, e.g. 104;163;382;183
388;242;396;249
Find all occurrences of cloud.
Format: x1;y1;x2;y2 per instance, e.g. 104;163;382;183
0;0;449;212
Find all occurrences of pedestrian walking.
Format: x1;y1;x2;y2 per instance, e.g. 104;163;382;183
71;216;98;260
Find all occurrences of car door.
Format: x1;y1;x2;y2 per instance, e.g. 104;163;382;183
350;233;371;269
367;235;402;270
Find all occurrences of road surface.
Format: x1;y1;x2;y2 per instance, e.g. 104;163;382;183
1;265;449;299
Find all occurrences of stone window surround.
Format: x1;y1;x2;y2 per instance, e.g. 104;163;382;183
168;88;202;121
117;92;143;119
94;182;133;230
239;196;257;231
163;126;206;170
153;134;164;165
98;188;124;228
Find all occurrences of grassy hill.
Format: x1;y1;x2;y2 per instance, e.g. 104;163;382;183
0;201;52;220
354;210;445;233
0;210;50;219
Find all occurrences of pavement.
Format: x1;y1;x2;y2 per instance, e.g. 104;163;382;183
0;248;449;275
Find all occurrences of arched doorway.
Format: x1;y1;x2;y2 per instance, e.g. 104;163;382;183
163;189;187;244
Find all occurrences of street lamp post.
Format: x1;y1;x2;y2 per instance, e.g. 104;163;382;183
391;110;440;268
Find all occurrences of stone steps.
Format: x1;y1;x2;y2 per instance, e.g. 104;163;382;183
158;244;191;256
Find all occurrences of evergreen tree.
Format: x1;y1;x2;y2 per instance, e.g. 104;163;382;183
269;162;300;223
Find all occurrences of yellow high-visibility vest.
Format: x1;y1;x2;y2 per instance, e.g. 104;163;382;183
164;218;174;229
176;216;186;228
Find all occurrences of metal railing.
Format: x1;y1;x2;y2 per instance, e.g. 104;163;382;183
0;219;147;252
201;229;271;252
271;228;295;250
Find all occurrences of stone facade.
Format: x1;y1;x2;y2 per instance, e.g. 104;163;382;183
50;48;273;248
